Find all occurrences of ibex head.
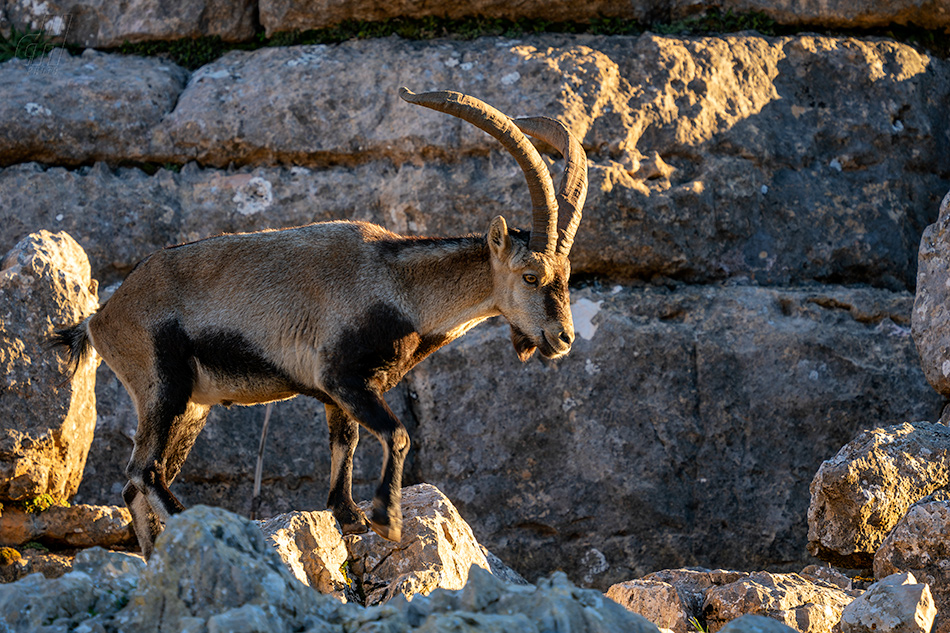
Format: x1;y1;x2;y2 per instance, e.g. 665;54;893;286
400;88;588;361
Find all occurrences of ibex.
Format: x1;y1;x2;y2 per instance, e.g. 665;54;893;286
52;88;588;559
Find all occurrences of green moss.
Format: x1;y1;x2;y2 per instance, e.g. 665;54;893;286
0;547;22;565
22;541;49;552
20;493;69;514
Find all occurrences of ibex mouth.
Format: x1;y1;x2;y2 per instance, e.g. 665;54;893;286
540;331;571;359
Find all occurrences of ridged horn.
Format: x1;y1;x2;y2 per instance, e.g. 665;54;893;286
399;87;558;254
513;116;587;257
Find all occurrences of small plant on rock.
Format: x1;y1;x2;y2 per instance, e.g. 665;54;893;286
20;493;69;514
0;25;56;62
0;547;22;565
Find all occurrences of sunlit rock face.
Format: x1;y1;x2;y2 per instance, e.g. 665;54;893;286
807;423;950;568
0;231;99;504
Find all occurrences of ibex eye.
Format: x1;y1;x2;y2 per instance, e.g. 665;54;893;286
523;274;539;287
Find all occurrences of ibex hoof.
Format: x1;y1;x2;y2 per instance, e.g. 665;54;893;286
370;519;402;543
332;503;370;536
340;518;370;536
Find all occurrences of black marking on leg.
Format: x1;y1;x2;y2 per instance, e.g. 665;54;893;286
153;320;197;423
323;302;450;393
325;404;369;534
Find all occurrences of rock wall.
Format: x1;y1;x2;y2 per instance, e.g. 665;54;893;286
2;0;948;47
2;11;949;592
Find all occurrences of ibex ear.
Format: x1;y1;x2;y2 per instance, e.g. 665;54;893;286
488;215;511;260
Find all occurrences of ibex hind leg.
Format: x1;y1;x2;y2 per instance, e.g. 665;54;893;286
123;402;209;559
122;482;161;560
325;403;370;534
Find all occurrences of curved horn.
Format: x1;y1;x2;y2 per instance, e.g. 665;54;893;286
513;116;587;257
399;87;558;254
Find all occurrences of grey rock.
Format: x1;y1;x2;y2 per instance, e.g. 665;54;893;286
1;0;256;48
3;146;945;292
912;189;950;396
718;614;800;633
112;505;350;633
807;422;950;568
0;504;663;632
0;230;99;502
421;565;662;633
479;545;529;585
838;572;936;633
718;0;950;28
258;0;950;34
0;547;143;632
641;568;752;624
0;50;188;167
403;284;940;589
874;491;950;633
799;564;853;591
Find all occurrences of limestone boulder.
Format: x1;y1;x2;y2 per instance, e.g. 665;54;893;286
838;572;936;633
606;578;695;632
419;564;662;633
346;483;492;605
0;504;665;632
807;422;950;568
913;190;950;396
112;505;351;633
0;547;144;632
798;565;853;591
0;503;134;548
874;491;950;633
702;571;860;633
259;508;350;599
642;569;753;613
1;0;257;47
0;230;98;503
0;547;75;583
0;50;188;168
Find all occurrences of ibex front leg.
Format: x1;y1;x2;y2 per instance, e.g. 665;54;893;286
330;387;409;542
325;403;370;535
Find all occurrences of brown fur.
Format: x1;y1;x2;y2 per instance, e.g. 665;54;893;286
51;90;587;557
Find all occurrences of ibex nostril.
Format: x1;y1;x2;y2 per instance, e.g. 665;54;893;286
559;331;573;346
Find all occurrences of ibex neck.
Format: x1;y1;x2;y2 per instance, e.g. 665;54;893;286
385;235;497;339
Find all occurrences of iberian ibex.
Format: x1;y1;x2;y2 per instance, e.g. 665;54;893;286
52;88;588;559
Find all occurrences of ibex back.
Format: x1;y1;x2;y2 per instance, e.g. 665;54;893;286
52;88;588;559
